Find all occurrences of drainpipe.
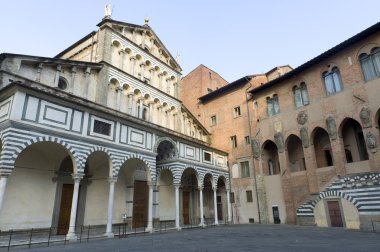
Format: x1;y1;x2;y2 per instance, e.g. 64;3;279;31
245;79;261;224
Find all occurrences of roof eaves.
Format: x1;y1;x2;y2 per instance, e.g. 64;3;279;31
249;21;380;95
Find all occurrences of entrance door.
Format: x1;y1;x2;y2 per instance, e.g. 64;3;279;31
327;201;343;227
183;191;190;225
217;196;223;220
272;206;280;224
132;180;148;228
57;184;74;235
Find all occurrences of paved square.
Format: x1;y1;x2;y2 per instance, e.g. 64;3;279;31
19;224;380;252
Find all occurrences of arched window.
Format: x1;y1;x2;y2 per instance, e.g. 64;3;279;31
360;47;380;81
267;97;273;116
293;86;302;107
267;95;280;116
273;95;280;115
300;82;309;105
323;67;343;96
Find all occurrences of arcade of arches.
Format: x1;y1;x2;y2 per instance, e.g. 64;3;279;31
0;139;230;237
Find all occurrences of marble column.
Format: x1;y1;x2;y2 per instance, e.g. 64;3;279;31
105;177;117;237
0;173;9;214
159;73;163;90
149;68;155;85
130;56;136;76
174;183;181;230
116;86;123;111
166;109;171;129
213;187;219;225
146;182;154;232
172;112;177;131
157;105;162;126
66;173;84;240
199;186;204;226
138;98;145;119
140;63;146;81
166;78;171;94
127;92;134;115
149;101;155;122
119;50;125;70
227;189;232;223
53;65;62;88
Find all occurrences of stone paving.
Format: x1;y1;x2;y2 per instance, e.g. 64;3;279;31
7;224;380;252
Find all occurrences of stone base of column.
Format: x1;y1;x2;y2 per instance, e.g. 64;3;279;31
176;226;182;231
104;232;114;238
145;226;154;233
199;223;206;228
66;232;77;241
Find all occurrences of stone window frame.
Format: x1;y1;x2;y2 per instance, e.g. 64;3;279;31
266;94;280;117
246;190;253;202
322;66;343;96
240;160;250;178
233;106;241;118
359;47;380;82
292;82;310;108
245;135;251;145
210;115;217;126
230;135;237;148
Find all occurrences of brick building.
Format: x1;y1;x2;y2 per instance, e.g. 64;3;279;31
182;22;380;229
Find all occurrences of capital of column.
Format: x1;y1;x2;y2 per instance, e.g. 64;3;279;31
198;185;203;191
56;64;62;72
173;182;181;188
70;66;77;74
140;62;146;67
127;92;135;97
108;177;117;184
71;173;84;182
147;181;156;187
119;49;125;54
129;56;136;61
138;97;145;102
166;77;171;82
149;67;155;72
157;105;162;109
0;172;10;179
116;86;123;92
158;73;164;77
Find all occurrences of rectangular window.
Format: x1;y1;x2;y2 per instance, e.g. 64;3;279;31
246;190;253;202
231;135;237;148
233;106;241;118
245;136;251;145
230;192;235;203
93;120;111;136
204;152;211;162
211;115;217;126
240;161;250;178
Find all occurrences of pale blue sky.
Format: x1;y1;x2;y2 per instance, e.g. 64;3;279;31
1;0;380;82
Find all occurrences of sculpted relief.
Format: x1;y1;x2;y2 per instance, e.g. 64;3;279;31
274;132;284;153
359;107;372;128
326;116;337;140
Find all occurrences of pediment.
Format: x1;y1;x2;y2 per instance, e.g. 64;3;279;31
98;18;181;72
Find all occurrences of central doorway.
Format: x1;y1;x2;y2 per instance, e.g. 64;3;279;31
182;191;190;225
132;180;149;228
327;201;343;227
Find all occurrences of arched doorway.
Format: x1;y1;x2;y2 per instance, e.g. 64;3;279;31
117;158;150;229
0;141;76;232
312;127;334;168
202;173;213;224
262;140;280;175
286;135;306;172
340;118;368;163
181;168;199;226
216;176;227;222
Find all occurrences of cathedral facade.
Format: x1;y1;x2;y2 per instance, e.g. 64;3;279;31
0;15;230;238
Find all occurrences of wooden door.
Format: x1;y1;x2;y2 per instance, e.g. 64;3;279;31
57;184;74;235
182;191;190;225
327;201;343;227
132;180;148;228
217;196;223;220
